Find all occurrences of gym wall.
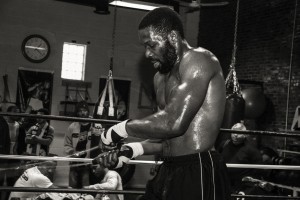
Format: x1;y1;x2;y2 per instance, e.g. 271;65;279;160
0;0;200;189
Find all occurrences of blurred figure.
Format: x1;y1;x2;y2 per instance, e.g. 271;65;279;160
4;105;24;199
260;146;278;165
25;108;54;156
0;104;11;200
260;147;300;188
9;161;57;200
221;122;263;193
64;101;103;188
6;105;21;154
84;165;123;200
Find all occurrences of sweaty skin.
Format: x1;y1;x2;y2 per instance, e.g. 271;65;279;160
126;27;226;156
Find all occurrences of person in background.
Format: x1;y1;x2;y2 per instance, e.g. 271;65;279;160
4;105;24;200
6;105;28;156
9;160;57;200
25;108;54;156
64;100;103;188
6;105;21;155
220;122;263;194
0;104;11;200
10;158;94;200
84;165;123;200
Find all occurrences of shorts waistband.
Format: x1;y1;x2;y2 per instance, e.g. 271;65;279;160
161;151;213;164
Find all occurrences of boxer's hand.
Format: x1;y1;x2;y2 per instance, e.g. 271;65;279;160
93;142;143;169
111;144;135;169
92;150;119;169
101;120;129;146
93;144;134;169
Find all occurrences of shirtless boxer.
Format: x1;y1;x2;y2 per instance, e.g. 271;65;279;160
94;7;231;200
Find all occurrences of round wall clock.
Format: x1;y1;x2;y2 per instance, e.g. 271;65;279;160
21;34;50;63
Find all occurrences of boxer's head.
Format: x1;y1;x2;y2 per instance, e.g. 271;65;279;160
139;7;184;40
138;7;184;74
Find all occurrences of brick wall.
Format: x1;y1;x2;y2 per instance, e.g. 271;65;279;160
198;0;300;133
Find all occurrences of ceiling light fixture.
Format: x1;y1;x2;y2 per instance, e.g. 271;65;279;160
109;0;173;11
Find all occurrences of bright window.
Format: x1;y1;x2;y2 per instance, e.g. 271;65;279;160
61;42;87;80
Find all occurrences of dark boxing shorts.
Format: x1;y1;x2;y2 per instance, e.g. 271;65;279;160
141;151;231;200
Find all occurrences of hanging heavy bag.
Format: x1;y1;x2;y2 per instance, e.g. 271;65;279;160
222;93;245;129
215;93;245;151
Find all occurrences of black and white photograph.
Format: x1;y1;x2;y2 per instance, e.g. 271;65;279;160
0;0;300;200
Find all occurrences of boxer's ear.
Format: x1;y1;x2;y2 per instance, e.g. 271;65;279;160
167;30;178;45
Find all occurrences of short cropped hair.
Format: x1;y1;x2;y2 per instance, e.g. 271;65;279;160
138;7;185;39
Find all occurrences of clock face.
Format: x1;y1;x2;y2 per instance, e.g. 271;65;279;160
22;34;50;63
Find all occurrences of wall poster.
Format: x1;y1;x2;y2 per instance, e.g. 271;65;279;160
16;67;54;114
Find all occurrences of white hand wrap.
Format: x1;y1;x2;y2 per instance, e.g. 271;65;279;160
126;142;144;158
101;119;129;145
115;142;144;169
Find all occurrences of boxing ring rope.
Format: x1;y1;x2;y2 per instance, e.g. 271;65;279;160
1;113;300;168
1;112;300;137
0;112;121;124
2;154;300;171
221;128;300;138
0;186;145;195
0;187;300;200
278;149;300;156
2;112;300;199
231;194;300;199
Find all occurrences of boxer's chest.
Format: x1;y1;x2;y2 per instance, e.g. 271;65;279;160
156;74;180;110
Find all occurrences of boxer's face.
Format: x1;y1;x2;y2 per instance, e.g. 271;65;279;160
139;27;177;74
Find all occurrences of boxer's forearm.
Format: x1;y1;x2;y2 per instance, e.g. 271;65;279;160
126;113;185;139
141;140;163;155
